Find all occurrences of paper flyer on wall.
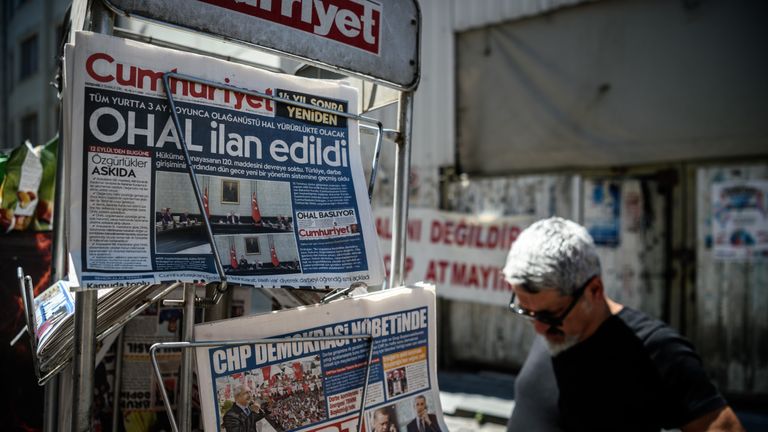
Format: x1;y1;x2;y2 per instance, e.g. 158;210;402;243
712;180;768;260
194;285;447;432
67;31;384;290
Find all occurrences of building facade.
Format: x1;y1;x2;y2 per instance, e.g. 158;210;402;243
1;0;69;153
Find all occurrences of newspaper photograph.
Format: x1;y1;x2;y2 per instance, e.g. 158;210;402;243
194;285;447;432
67;31;383;289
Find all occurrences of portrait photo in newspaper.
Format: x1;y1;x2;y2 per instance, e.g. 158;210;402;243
194;285;448;432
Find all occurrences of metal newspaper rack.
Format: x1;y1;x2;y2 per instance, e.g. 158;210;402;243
37;0;421;431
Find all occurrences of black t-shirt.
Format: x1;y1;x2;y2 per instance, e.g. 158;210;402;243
507;307;726;432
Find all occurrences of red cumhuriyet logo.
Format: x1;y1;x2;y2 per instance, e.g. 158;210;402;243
200;0;382;55
85;52;274;112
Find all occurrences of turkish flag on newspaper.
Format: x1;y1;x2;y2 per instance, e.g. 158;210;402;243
230;245;238;269
203;187;210;218
251;192;261;225
262;366;271;382
270;243;280;267
293;362;303;380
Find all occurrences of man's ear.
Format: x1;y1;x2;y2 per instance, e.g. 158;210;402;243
590;277;604;299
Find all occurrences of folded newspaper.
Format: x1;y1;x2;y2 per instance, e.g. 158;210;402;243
194;285;447;432
28;279;169;382
67;31;384;290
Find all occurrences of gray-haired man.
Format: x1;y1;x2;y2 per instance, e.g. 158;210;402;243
504;217;743;431
222;385;264;432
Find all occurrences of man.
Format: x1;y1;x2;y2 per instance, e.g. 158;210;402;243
222;386;264;432
503;217;744;432
372;407;397;432
406;395;441;432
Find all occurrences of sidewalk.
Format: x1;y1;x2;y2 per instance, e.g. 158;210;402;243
438;370;515;432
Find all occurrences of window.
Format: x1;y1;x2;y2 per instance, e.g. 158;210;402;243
21;113;38;145
20;34;39;79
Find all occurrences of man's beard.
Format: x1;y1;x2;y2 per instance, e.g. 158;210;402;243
543;326;579;356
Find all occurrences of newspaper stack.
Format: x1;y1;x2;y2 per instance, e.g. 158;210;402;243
28;279;170;384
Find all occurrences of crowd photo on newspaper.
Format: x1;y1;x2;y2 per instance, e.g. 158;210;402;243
194;286;448;432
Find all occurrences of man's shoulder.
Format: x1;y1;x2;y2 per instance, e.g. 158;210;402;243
618;307;686;346
225;405;242;416
617;307;701;370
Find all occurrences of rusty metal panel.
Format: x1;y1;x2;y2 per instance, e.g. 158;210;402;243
695;164;768;395
104;0;420;90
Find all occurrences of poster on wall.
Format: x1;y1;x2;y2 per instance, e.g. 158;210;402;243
712;180;768;260
374;208;534;306
584;179;621;247
66;31;383;290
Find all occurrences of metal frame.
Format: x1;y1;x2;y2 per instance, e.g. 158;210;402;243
151;334;375;432
41;0;420;429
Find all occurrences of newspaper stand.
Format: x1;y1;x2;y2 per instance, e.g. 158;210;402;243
29;0;422;430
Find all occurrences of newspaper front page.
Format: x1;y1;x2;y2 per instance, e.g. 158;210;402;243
195;285;447;432
68;31;383;290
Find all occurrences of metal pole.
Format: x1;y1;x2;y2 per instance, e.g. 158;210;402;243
46;19;70;431
178;284;195;431
43;373;59;432
72;2;113;431
72;289;98;432
204;283;231;322
111;329;125;432
389;91;414;288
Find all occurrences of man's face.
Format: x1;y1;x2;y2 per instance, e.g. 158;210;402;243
235;390;250;406
415;397;427;416
512;286;593;354
373;412;391;432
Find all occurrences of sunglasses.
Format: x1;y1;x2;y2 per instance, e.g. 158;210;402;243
508;276;596;327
